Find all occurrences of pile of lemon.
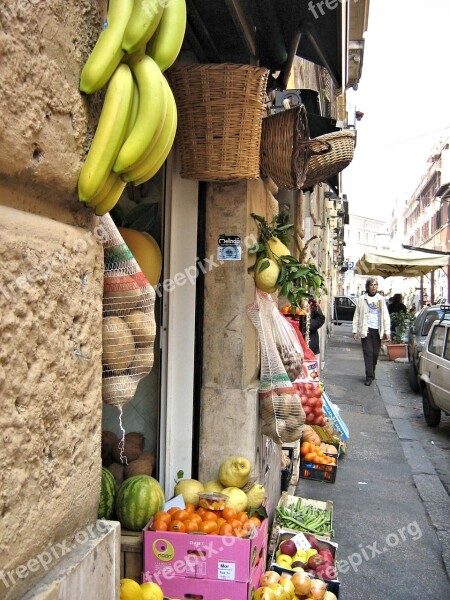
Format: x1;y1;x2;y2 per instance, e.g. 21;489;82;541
120;579;166;600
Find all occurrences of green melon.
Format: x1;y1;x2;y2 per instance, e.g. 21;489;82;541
115;475;165;531
98;466;116;520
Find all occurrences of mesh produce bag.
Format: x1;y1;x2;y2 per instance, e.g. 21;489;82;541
271;307;304;381
101;215;156;410
247;291;305;444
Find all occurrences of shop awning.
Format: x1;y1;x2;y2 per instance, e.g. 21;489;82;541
354;249;449;278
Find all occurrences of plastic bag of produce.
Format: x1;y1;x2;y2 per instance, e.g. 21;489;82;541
100;214;156;409
247;290;305;444
271;306;304;381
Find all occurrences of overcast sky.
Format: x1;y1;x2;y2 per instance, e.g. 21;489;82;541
343;0;450;222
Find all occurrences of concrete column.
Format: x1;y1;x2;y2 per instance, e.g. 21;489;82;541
199;179;281;510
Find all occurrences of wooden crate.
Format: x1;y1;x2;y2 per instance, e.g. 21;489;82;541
121;530;143;583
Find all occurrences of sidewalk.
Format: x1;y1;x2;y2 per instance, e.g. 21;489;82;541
293;322;450;599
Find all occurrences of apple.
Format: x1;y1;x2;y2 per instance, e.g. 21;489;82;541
291;561;306;570
318;550;334;563
316;564;337;580
277;553;293;565
305;534;320;551
307;555;324;570
279;539;297;557
306;549;318;560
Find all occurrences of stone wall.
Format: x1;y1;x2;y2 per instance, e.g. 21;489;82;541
0;1;106;596
199;178;282;511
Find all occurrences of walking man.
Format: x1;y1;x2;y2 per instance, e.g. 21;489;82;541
352;278;391;385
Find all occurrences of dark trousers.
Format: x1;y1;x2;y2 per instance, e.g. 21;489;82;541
361;328;381;378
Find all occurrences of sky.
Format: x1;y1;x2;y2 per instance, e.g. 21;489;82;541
343;0;450;222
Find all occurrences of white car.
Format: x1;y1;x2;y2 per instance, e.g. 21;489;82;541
418;307;450;426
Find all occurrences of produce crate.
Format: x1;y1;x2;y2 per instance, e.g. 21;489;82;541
268;494;334;557
270;530;340;598
300;459;337;483
120;529;143;583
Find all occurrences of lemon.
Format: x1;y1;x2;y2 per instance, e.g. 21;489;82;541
254;258;280;293
140;582;163;600
266;237;291;260
218;456;251;488
174;478;204;507
222;487;248;512
245;483;265;509
120;578;144;600
203;480;225;493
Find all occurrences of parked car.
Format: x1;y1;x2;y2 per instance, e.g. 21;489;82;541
418;306;450;426
333;295;357;324
407;305;450;392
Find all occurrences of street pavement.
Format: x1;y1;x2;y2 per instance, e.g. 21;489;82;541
293;322;450;599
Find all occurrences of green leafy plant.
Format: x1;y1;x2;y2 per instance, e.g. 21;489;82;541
390;312;414;344
249;212;327;308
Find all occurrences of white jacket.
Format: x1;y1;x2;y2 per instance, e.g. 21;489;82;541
352;293;391;338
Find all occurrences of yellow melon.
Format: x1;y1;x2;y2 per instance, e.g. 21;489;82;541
118;227;162;287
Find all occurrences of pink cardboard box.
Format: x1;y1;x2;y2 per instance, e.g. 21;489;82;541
143;517;268;584
143;546;266;600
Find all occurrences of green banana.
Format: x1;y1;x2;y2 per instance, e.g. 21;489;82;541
122;0;165;55
146;0;187;72
78;64;134;202
113;54;167;174
79;0;134;94
123;83;177;184
94;175;127;216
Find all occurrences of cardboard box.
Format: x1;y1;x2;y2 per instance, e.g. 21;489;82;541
142;517;268;584
322;392;350;440
145;555;265;600
270;529;340;598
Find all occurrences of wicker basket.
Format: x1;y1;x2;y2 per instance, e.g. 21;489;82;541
260;105;330;190
301;130;356;189
167;64;269;181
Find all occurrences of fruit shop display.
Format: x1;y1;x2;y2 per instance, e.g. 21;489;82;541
273;534;338;581
299;443;337;469
274;498;333;538
78;0;187;216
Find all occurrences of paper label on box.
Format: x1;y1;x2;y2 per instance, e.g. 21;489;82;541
217;561;236;580
290;533;311;551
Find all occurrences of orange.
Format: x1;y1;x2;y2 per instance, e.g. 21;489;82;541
233;528;248;538
218;523;233;535
236;512;249;523
228;519;242;530
168;520;186;532
153;511;171;525
222;508;237;521
196;507;206;517
185;503;196;514
190;513;203;525
198;520;217;534
184;520;200;533
171;509;190;522
201;511;218;522
243;521;256;533
168;507;180;516
152;520;168;532
216;517;226;528
248;516;261;528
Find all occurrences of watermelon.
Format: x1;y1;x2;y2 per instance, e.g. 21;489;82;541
115;475;165;531
98;466;116;520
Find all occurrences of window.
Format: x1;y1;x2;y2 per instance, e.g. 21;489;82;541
444;330;450;361
428;325;445;357
422;312;440;336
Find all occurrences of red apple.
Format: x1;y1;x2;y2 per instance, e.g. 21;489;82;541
305;534;320;551
318;550;334;563
279;539;297;557
307;554;324;570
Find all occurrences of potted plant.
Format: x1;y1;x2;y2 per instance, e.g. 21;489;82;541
386;312;413;360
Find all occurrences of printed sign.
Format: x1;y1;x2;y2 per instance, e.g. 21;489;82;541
217;234;242;261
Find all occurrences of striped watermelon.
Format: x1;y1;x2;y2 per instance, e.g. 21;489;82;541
98;466;116;519
115;475;165;531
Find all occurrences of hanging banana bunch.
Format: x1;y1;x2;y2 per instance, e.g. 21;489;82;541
78;0;187;216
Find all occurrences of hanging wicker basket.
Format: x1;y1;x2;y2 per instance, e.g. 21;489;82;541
301;130;356;189
167;64;269;181
259;105;331;190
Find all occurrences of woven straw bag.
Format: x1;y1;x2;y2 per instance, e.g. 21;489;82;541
301;130;356;189
260;106;331;190
167;64;269;181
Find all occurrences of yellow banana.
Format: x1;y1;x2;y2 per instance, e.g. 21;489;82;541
94;177;127;216
84;171;118;208
125;90;177;184
126;81;140;137
78;64;134;202
122;0;165;55
113;54;167;174
146;0;187;72
79;0;134;94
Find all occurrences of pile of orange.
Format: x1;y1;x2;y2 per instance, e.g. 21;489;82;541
280;305;306;316
300;441;337;466
150;504;262;538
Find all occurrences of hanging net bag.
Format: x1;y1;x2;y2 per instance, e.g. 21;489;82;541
100;214;156;411
247;290;305;444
